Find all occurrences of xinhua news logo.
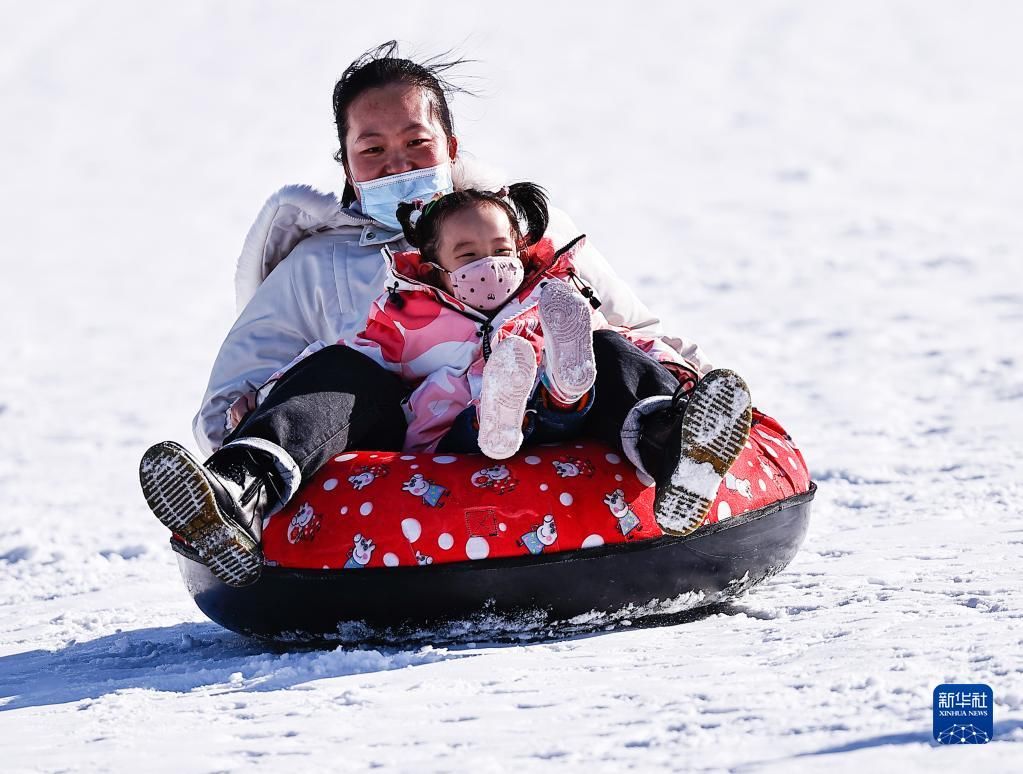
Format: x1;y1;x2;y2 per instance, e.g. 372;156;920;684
933;684;993;744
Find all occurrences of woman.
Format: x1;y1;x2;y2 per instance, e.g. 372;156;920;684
139;42;750;587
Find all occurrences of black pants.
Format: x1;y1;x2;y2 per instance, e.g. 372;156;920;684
226;331;676;481
583;329;680;451
226;345;409;481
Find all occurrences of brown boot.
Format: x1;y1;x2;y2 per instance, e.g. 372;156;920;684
652;370;753;536
139;441;285;586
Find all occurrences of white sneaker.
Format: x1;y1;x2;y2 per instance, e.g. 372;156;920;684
478;335;538;459
538;281;596;402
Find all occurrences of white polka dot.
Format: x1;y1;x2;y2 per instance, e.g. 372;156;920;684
383;552;399;567
788;457;798;470
575;444;584;449
370;454;378;458
400;455;416;461
334;453;358;462
615;474;623;482
559;492;574;506
360;502;373;516
765;446;779;458
539;483;549;491
718;502;732;520
759;479;767;492
466;537;490;560
581;534;604;549
401;518;422;543
605;453;621;464
748;460;754;467
410;464;419;470
635;469;655;487
433;455;457;464
744;441;753;449
322;478;339;491
340;506;349;515
499;523;507;532
438;533;454;550
322;564;330;570
524;455;542;465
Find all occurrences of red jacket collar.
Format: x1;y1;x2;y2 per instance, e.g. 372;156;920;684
390;236;581;285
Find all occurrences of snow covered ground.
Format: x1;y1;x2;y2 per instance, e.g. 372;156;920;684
2;0;1021;770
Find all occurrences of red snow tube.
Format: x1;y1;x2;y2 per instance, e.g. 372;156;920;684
264;409;809;568
175;409;814;640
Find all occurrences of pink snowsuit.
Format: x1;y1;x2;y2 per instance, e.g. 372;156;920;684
350;236;690;453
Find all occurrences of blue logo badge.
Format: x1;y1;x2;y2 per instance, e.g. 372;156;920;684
933;684;993;744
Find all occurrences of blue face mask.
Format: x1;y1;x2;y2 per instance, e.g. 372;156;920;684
353;161;454;232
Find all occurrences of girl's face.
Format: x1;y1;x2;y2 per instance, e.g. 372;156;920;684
434;204;518;294
343;83;458;192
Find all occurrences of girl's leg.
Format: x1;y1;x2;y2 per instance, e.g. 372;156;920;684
436;407;484;454
526;386;595;445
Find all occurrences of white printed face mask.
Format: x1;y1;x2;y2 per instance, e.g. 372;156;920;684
437;255;525;312
353;162;454;231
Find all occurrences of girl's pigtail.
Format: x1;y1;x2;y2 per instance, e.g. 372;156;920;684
395;201;421;247
506;182;549;247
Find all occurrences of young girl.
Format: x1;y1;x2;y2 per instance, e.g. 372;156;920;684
351;183;693;459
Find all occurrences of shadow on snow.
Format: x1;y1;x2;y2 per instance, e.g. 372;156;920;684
0;603;736;712
796;718;1023;755
0;621;471;712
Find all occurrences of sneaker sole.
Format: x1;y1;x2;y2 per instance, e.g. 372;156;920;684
477;336;538;459
139;441;263;587
654;370;753;536
538;281;596;400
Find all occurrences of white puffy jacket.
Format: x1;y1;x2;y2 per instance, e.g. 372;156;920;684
193;159;713;456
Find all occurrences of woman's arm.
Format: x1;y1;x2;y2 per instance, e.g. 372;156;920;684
192;248;331;456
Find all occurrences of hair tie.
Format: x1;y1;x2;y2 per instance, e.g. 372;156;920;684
421;195;442;219
406;192;446;230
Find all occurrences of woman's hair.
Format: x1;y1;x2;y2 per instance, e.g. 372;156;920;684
333;41;470;204
395;183;550;263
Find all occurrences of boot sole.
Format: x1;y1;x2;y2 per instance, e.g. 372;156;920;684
478;336;538;459
538;281;596;400
654;370;753;536
139;441;263;587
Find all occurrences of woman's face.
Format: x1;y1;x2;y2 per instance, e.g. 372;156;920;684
434;204;517;293
344;83;458;192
